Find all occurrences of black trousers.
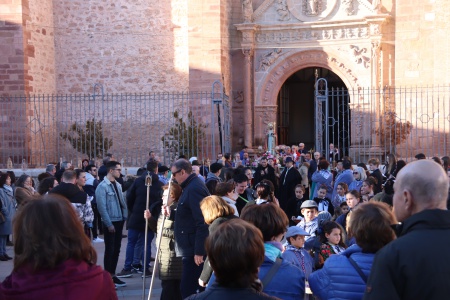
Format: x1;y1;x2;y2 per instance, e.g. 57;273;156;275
91;203;102;237
180;256;204;298
103;221;124;275
161;279;182;300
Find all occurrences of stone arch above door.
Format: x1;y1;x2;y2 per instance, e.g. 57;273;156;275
255;49;360;107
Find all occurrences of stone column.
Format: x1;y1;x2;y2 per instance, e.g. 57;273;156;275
243;48;254;148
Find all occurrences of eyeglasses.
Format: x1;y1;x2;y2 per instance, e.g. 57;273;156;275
353;172;359;174
172;169;182;176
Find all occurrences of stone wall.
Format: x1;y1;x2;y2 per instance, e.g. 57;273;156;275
395;0;450;86
52;0;189;94
0;0;29;94
27;0;56;94
187;0;222;92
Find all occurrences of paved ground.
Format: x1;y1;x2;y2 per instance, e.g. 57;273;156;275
0;229;162;300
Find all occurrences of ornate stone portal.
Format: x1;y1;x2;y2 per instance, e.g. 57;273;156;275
236;0;392;149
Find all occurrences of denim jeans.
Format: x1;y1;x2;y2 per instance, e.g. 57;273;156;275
124;228;154;270
103;221;124;275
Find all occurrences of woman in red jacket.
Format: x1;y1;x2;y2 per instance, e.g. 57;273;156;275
0;194;117;300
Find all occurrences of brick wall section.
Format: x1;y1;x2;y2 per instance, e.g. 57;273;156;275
0;0;31;165
395;0;450;86
27;0;56;94
0;0;28;94
52;0;189;93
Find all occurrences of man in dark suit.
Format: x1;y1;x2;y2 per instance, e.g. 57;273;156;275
279;157;302;215
253;156;278;193
329;143;340;163
171;159;210;298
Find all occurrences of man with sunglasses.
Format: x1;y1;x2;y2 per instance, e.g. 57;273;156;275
96;161;128;288
171;159;210;298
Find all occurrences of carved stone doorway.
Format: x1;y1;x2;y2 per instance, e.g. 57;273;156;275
276;67;348;152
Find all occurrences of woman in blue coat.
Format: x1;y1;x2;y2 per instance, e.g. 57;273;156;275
311;159;333;199
309;202;397;300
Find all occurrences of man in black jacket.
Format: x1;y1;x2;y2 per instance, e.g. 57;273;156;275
279;157;301;214
253;156;278;193
171;159;210;298
364;160;450;300
116;160;163;278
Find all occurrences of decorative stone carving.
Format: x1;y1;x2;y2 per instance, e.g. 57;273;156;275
342;0;355;15
350;45;370;68
234;91;244;103
242;31;252;43
242;0;254;23
257;49;283;72
253;25;374;46
255;106;278;125
253;0;275;20
276;0;290;21
369;23;380;35
243;48;254;64
286;0;338;22
259;51;361;103
303;0;323;16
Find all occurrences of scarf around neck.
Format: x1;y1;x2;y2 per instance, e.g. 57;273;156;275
3;184;13;193
264;241;283;262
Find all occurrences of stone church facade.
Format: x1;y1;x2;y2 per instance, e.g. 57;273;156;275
1;0;449;162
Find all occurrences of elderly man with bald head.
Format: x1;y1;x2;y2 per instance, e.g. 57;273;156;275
364;160;450;300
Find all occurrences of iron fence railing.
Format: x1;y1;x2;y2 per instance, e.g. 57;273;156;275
0;83;230;168
318;85;450;164
0;85;449;169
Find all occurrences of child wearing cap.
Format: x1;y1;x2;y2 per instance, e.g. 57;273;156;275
296;200;319;250
282;226;314;279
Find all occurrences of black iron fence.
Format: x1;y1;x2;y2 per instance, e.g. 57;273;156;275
316;85;450;163
0;82;230;168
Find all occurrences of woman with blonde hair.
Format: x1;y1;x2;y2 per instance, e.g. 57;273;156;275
0;194;116;299
348;166;367;192
198;195;237;287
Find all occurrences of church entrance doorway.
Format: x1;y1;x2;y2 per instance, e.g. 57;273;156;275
277;67;350;155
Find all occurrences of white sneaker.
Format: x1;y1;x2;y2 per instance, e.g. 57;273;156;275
93;237;104;243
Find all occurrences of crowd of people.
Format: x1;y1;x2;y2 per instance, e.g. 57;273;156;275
0;145;450;299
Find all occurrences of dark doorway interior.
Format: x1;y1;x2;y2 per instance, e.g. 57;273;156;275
277;67;347;152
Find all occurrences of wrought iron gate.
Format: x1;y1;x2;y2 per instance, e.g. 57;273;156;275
315;78;351;159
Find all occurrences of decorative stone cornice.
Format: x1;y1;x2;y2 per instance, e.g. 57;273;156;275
236;15;390;49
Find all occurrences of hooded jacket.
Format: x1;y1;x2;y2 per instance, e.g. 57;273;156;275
0;259;117;300
364;209;450;300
